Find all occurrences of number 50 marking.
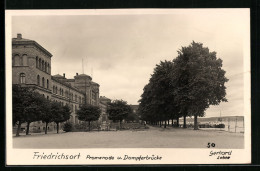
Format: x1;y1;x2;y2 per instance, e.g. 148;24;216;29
207;142;216;148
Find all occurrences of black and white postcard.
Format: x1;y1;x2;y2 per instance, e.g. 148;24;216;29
5;9;251;165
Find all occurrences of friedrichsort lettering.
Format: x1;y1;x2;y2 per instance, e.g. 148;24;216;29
33;152;81;160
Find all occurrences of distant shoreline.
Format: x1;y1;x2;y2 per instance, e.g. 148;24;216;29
179;116;244;122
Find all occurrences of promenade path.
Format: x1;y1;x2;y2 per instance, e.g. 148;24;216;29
13;125;244;148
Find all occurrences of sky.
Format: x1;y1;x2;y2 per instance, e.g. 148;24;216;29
11;9;250;117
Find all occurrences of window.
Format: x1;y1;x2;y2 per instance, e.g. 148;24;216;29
47;63;50;74
22;54;27;66
14;54;20;66
36;57;38;68
60;88;62;95
47;79;49;89
42;60;44;71
37;75;40;86
75;95;77;102
42;77;45;87
39;58;42;69
92;92;96;100
20;73;25;84
53;86;55;93
47;96;49;100
56;87;58;94
47;63;50;73
45;62;47;72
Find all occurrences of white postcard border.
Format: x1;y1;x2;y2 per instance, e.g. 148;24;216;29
5;9;251;165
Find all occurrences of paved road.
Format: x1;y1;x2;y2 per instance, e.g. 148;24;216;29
13;125;244;149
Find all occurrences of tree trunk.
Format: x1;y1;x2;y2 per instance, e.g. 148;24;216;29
164;120;167;128
183;116;187;128
119;120;122;130
168;120;169;126
16;121;22;137
56;122;59;134
194;115;199;130
88;121;91;131
45;122;48;134
159;120;162;127
177;117;179;127
172;119;174;127
26;122;30;135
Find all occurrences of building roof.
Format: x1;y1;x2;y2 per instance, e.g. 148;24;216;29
12;37;32;42
91;81;100;86
51;76;85;94
130;105;139;110
65;79;75;82
12;34;53;57
53;74;64;78
100;96;111;101
79;74;91;77
74;73;92;80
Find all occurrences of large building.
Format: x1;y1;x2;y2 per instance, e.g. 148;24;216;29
12;33;109;132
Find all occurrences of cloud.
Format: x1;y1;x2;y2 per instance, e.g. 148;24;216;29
12;9;249;117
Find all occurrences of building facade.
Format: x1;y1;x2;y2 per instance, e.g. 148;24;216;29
12;33;108;132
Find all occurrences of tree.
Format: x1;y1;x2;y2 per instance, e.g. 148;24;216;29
13;85;29;136
62;105;72;122
39;99;52;134
51;102;62;133
150;61;177;128
139;61;178;128
12;85;46;136
76;104;101;131
107;100;132;129
24;93;47;135
125;111;139;123
171;41;228;129
52;103;71;134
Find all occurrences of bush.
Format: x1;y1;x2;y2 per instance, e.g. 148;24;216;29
63;122;73;132
73;122;99;131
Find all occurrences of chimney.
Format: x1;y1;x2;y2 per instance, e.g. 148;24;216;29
17;33;22;39
76;73;78;76
63;73;65;78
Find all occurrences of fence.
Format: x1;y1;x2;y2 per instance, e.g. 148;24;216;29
178;117;244;133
